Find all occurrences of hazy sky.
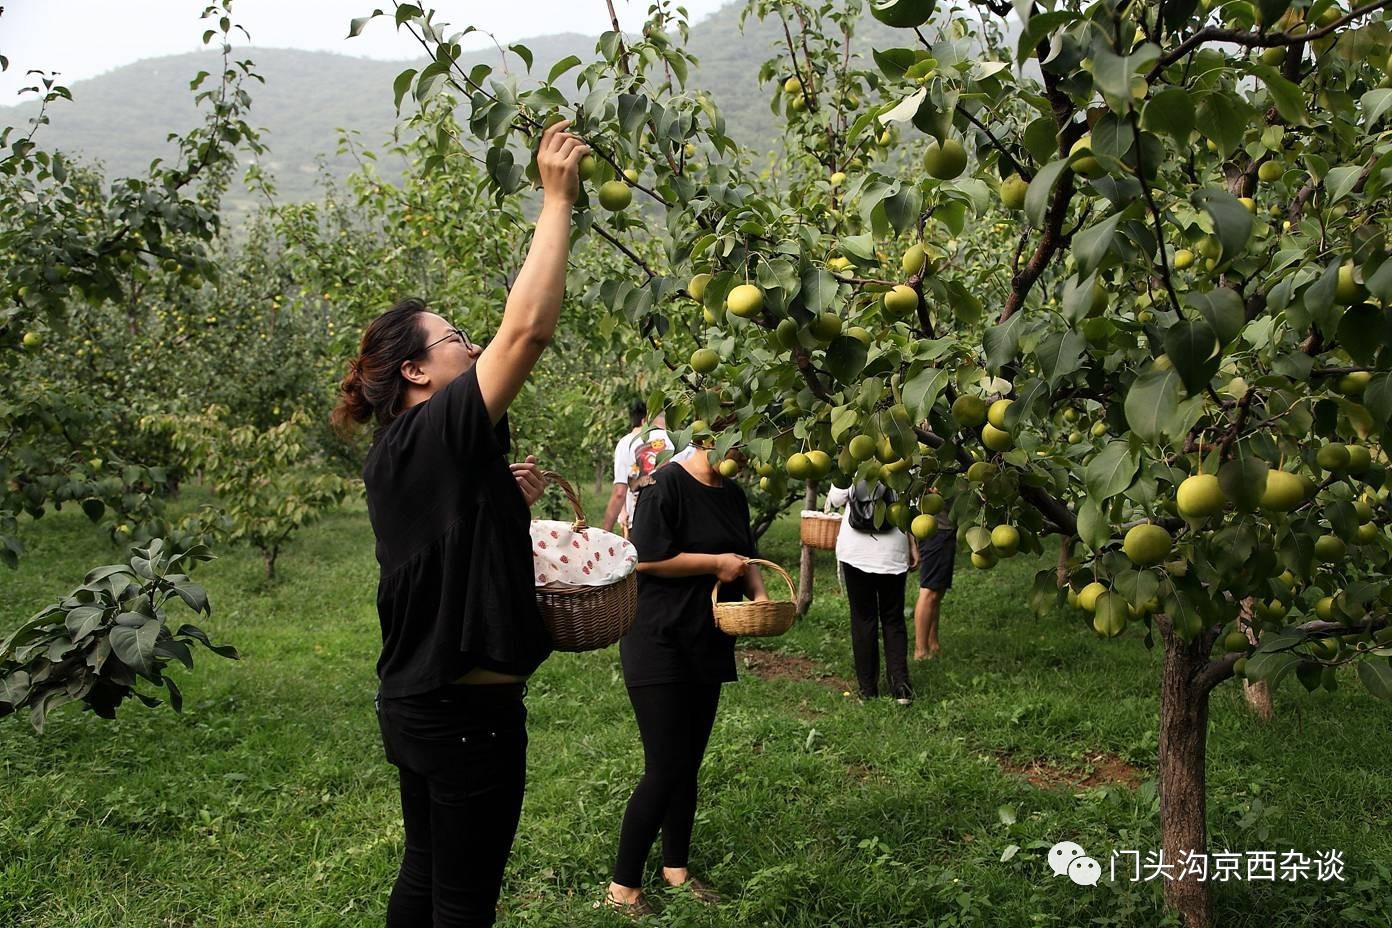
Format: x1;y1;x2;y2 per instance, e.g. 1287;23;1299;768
0;0;736;102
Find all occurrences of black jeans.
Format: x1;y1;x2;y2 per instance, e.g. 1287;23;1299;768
612;682;722;888
375;682;528;928
841;563;911;697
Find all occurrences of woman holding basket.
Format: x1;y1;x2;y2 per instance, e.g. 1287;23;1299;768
331;120;588;928
604;441;768;914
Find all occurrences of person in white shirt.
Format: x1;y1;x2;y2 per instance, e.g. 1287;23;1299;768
826;481;920;704
601;404;691;533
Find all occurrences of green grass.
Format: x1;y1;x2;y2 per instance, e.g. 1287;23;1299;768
3;487;1390;927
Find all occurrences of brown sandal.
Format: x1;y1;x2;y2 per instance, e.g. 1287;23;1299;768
675;877;724;905
597;890;657;918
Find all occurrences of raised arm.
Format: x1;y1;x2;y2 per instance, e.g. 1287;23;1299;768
475;120;589;424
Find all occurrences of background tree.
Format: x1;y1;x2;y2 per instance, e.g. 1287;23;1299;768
369;1;1392;923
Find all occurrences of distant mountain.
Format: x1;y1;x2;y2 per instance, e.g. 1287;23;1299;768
0;3;1012;212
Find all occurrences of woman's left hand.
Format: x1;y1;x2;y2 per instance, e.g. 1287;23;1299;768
512;455;546;506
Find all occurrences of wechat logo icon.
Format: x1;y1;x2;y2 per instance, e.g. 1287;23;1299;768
1049;841;1101;886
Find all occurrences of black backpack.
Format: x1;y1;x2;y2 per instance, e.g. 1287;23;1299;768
847;481;897;533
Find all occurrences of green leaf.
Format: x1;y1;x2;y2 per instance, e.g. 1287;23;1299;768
1142;87;1195;144
872;48;918;81
838;234;876;262
1077;498;1111;551
1073;211;1123;279
508;44;533;72
1192;187;1253;263
902;367;950;419
1185;288;1244;345
0;670;31;708
1016;11;1080;63
824;337;869;385
1364;373;1392;426
1034;330;1086;388
1124;365;1184;443
1218;455;1269;513
171;581;210;614
801;268;838;312
176;624;239;660
883;186;922;235
1021;116;1058;165
1085;441;1139;502
348;15;375;38
1361;88;1392;128
1257;0;1293;31
393;68;418;113
156;637;194;670
831;406;860;443
982;313;1025;372
877;86;927;123
1163;319;1220;395
1250;64;1309;126
1090;43;1159;108
1197;92;1251;158
64;605;105;640
80;498;105;523
1325;165;1362;205
1357;658;1392;700
109;622;160;678
1244;642;1300;687
1305;259;1341;332
1024;159;1069;228
548;55;582;85
935;200;966;237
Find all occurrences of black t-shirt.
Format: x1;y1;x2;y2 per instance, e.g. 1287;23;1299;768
362;367;552;697
619;463;759;687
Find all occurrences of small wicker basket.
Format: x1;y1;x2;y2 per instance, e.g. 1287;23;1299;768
800;511;841;550
712;558;798;637
533;471;637;652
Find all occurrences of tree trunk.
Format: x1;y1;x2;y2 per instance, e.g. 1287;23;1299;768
1158;618;1212;928
1238;597;1274;721
796;480;816;616
264;546;278;580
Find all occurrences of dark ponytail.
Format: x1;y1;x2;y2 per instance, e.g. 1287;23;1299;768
331;298;430;439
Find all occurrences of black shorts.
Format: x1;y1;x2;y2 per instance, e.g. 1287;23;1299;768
917;528;955;591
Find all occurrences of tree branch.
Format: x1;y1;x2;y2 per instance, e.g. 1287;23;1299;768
1147;0;1392;81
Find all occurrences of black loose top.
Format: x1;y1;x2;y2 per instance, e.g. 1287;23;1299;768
362;367;551;697
619;463;759;687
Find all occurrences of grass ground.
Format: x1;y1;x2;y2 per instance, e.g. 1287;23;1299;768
2;485;1390;927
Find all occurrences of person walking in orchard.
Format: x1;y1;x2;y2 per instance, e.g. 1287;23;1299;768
604;441;769;915
330;120;589;928
913;491;954;660
600;403;691;535
826;481;919;704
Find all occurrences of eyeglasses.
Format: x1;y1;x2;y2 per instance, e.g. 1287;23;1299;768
420;326;475;355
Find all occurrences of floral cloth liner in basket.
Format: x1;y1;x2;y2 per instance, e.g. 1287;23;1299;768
530;520;637;586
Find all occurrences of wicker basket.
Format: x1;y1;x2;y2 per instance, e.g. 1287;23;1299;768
712;558;798;637
533;471;637;652
800;511;841;550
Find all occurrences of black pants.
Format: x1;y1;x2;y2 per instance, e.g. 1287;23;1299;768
841;563;911;697
612;682;722;888
375;683;528;928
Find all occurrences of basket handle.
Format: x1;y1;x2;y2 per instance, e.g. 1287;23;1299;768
540;470;587;532
710;557;796;607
